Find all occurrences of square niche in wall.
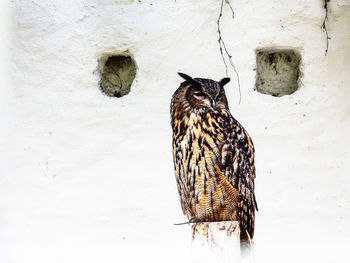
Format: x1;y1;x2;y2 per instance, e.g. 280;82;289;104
255;49;301;97
99;55;137;97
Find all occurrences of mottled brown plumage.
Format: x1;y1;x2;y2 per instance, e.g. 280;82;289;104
170;73;258;241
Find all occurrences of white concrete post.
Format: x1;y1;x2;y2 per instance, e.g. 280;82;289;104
191;221;241;263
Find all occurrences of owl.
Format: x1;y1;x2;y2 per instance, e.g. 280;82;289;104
170;73;258;241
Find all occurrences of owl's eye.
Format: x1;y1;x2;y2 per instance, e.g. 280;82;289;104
193;91;206;99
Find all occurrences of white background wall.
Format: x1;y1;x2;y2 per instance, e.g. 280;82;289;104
1;0;350;262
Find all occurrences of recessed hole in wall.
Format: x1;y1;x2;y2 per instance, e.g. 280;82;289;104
255;49;301;97
99;55;136;97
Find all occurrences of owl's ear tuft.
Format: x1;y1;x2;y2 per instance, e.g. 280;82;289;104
219;77;231;87
178;72;194;82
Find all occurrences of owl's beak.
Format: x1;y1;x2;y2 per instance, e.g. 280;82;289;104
211;99;216;109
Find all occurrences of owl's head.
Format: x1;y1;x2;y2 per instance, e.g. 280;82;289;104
178;72;230;110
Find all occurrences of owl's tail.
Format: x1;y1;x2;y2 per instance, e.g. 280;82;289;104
239;197;257;242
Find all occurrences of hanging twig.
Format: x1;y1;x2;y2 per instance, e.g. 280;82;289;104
217;0;229;76
225;0;235;19
321;0;330;56
217;0;241;104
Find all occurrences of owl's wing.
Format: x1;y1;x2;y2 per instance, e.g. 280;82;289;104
220;111;258;240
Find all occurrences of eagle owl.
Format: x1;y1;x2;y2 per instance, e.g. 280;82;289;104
170;73;258;241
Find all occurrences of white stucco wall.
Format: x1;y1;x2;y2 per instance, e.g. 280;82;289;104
2;1;350;262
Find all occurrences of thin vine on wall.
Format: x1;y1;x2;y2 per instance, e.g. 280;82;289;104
217;0;241;103
321;0;331;56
